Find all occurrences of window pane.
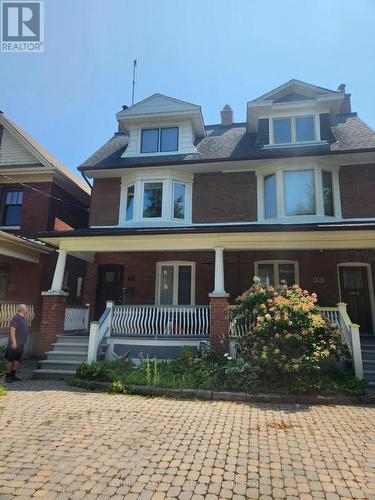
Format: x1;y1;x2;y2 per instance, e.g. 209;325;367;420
143;182;163;218
126;185;135;221
173;182;185;219
160;127;178;152
159;265;174;304
5;206;21;225
141;128;159;153
0;265;9;299
296;116;315;142
264;174;277;219
273;119;291;144
342;269;364;289
322;170;334;216
258;264;274;286
284;170;315;216
16;191;23;204
279;264;296;285
178;266;192;305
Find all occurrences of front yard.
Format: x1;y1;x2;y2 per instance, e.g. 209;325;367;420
0;376;374;499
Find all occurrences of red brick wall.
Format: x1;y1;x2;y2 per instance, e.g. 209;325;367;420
50;183;88;230
90;178;121;226
192;172;257;223
82;249;375;312
340;164;375;218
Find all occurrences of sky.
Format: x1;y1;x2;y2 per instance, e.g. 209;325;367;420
1;0;375;173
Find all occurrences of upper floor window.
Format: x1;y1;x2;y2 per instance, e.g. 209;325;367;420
141;127;179;153
120;173;192;225
259;165;339;222
272;115;315;145
1;189;23;226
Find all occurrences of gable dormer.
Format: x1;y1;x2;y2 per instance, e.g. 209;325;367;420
247;79;345;147
117;94;205;158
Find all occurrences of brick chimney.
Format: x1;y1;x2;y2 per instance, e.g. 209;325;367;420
337;83;352;114
220;104;234;126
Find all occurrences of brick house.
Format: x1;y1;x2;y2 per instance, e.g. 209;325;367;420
38;80;375;381
0;111;90;354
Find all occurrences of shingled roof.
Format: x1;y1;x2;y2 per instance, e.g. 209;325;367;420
79;114;375;171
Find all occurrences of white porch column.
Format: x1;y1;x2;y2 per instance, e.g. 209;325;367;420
210;247;228;297
49;249;67;292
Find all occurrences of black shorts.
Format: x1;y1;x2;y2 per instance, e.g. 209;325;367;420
4;344;24;362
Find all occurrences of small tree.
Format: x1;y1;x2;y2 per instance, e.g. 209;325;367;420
231;279;347;387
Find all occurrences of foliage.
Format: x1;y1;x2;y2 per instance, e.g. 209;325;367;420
231;280;348;390
76;347;259;392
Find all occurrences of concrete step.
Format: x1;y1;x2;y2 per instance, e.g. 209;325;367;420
362;360;375;371
32;369;76;380
45;351;88;362
55;335;89;344
362;350;375;360
39;359;82;372
51;342;89;353
363;370;375;382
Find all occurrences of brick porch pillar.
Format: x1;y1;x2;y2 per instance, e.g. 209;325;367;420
39;292;68;354
209;247;229;353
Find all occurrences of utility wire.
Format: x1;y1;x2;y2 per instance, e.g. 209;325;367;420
0;173;89;212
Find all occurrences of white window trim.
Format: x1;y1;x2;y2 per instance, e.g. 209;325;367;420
118;169;193;226
256;162;342;223
255;260;299;287
139;126;181;156
155;261;196;305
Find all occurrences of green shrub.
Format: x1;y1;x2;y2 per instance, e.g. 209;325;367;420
232;280;348;389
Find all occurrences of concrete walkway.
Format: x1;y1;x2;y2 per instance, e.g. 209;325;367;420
0;367;374;499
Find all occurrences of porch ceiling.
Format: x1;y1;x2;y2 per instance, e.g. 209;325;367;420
0;231;51;263
40;228;375;254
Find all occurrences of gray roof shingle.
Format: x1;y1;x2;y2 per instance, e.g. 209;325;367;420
79;115;375;171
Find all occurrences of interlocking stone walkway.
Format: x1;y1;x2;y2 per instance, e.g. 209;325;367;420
0;377;374;499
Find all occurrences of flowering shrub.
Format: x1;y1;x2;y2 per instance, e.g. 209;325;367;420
231;280;347;387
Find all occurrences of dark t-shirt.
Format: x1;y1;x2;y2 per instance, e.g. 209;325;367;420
10;314;29;345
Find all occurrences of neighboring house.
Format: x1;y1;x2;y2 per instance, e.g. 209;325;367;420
38;80;375;381
0;111;90;354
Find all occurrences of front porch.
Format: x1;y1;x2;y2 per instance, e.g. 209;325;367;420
35;226;375;380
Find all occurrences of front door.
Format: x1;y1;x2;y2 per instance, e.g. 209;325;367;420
157;262;194;305
96;264;124;318
339;266;373;334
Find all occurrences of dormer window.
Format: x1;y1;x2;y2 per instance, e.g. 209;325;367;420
272;116;315;145
140;127;179;154
257;164;341;222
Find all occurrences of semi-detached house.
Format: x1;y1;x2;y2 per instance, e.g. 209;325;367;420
37;79;375;382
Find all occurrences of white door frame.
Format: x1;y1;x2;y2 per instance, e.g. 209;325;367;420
155;261;196;305
337;262;375;334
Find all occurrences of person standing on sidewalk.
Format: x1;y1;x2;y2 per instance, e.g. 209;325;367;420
4;304;29;383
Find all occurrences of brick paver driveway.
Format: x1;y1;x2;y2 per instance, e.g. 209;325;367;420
0;379;374;499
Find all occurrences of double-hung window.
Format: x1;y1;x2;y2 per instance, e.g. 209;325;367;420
1;189;23;226
141;127;178;153
255;261;298;287
273;116;315;145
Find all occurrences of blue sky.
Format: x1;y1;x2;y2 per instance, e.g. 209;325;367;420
1;0;374;172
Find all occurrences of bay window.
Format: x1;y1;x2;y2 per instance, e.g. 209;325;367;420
120;173;192;225
260;165;340;221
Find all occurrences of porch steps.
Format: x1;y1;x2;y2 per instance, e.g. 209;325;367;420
33;335;90;380
360;335;375;386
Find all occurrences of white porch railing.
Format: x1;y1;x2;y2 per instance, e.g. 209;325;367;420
87;301;114;363
111;305;210;337
64;305;90;332
229;303;363;379
0;302;35;330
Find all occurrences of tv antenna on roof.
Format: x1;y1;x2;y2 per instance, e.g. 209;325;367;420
131;59;137;106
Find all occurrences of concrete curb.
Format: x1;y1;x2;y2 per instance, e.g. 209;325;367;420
69;379;375;406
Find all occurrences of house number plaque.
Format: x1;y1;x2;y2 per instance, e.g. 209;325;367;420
312;277;325;284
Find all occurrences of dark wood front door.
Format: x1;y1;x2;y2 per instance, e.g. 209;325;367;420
339;266;373;334
95;264;124;319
